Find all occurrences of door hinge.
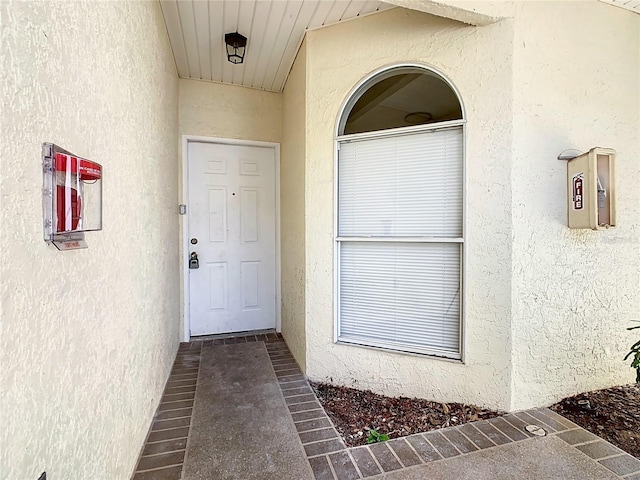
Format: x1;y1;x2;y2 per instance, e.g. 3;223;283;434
179;204;187;215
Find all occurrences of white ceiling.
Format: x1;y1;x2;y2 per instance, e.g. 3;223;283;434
159;0;395;92
160;0;640;94
601;0;640;13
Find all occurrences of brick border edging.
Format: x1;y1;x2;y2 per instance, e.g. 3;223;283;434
553;422;640;478
130;342;202;480
264;339;640;480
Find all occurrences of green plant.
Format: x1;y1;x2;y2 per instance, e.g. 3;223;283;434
366;429;389;444
624;325;640;384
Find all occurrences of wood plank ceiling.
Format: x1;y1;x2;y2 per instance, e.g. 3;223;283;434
159;0;394;92
160;0;640;93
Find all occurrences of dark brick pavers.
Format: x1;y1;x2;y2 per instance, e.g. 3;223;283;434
131;341;202;479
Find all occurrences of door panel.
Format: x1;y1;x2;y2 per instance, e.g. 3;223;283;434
188;142;276;336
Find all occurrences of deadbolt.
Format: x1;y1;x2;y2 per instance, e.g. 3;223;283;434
190;238;198;244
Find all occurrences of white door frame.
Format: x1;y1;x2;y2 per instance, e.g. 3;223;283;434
181;135;281;342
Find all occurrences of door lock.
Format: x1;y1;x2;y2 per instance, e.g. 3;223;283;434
189;252;199;269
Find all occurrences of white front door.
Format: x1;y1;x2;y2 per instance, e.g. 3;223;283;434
187;141;276;336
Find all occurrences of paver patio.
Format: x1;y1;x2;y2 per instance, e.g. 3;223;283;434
131;334;640;480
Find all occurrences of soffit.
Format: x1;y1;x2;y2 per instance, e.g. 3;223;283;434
159;0;395;93
600;0;640;14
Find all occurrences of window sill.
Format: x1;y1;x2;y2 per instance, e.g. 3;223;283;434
335;337;464;364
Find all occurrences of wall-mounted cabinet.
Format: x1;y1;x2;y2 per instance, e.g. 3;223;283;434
567;147;616;230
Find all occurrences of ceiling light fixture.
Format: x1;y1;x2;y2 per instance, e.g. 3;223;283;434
404;112;433;124
225;32;247;64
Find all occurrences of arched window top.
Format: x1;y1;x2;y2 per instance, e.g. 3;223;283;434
339;66;463;136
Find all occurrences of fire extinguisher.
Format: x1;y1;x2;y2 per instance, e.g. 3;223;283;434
54;153;101;232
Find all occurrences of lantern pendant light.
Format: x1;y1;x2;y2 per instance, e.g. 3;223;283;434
225;32;247;64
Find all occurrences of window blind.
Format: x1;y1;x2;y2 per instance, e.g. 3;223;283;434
338;128;463;238
337;127;463;358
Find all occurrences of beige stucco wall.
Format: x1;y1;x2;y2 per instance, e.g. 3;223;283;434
303;8;515;410
179;79;282;143
177;79;282;339
281;44;307;370
0;1;179;479
509;2;640;410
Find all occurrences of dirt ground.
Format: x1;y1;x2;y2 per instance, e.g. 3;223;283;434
311;382;501;447
312;382;640;457
551;384;639;459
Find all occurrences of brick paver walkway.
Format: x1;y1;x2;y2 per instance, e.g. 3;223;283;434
131;334;640;480
131;333;284;479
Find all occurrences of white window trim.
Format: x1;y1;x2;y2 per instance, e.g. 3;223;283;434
333;63;467;362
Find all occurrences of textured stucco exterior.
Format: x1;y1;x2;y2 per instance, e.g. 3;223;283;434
280;44;307;371
1;1;180;479
179;78;282;144
509;2;640;410
303;8;515;410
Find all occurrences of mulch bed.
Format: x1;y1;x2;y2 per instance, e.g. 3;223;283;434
551;384;640;458
311;382;502;447
312;381;640;456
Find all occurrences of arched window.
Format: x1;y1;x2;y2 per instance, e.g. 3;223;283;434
335;65;464;359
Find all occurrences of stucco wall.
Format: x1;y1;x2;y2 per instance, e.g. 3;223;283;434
179;79;282;143
303;8;515;410
0;1;179;479
281;44;307;370
509;2;640;410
